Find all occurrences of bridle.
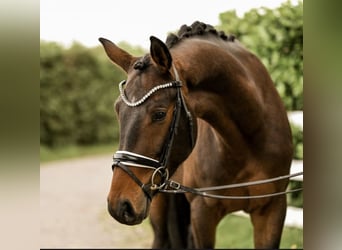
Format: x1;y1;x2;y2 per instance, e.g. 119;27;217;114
112;65;303;200
112;65;195;200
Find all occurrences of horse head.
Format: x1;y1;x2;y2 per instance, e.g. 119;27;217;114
99;36;196;225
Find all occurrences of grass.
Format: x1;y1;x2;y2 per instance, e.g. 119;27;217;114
215;214;303;249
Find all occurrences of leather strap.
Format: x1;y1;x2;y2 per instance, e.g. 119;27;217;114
113;161;153;200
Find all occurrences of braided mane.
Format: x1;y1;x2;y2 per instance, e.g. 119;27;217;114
165;21;235;48
133;21;235;70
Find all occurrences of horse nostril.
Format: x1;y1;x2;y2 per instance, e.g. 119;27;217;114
107;198;144;225
120;200;136;222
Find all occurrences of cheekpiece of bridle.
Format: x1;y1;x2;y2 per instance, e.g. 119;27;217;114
112;66;195;200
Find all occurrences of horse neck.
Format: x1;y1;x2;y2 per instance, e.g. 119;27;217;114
172;39;266;153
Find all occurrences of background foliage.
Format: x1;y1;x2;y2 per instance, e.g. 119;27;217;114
40;42;146;147
218;0;303;110
40;1;303;150
40;42;121;146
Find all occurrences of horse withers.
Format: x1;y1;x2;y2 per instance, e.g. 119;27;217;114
99;21;293;249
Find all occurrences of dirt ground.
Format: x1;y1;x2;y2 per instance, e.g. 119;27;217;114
40;154;153;248
40;153;302;248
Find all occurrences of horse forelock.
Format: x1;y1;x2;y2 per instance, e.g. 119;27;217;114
165;21;236;48
133;55;151;71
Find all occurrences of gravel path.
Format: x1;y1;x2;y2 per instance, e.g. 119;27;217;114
40;154;153;248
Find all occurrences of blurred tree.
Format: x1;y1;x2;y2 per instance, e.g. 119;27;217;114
218;0;303;110
117;41;147;56
40;41;127;147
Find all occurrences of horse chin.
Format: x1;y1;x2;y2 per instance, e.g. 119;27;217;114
107;196;151;226
115;211;147;226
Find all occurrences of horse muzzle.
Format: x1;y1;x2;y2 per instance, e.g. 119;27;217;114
107;195;150;225
107;151;171;225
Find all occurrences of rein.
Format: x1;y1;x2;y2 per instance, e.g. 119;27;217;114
112;66;303;200
160;172;303;199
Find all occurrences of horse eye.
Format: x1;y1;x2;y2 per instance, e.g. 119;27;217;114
152;111;167;122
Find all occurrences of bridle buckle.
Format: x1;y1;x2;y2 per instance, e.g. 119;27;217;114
168;180;181;190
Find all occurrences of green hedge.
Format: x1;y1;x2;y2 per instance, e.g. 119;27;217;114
40;42;125;147
291;124;303;160
218;0;303;110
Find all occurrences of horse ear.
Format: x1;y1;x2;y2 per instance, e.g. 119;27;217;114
150;36;172;72
99;37;134;72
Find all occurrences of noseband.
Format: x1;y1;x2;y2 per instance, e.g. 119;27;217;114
112;66;195;200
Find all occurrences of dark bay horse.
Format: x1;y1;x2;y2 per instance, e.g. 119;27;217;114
99;21;293;249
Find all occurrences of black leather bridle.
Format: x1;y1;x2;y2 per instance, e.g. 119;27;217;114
112;67;195;200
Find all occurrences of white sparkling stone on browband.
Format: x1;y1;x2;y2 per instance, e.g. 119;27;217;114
119;65;181;107
119;80;181;107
